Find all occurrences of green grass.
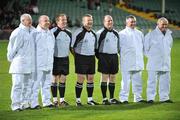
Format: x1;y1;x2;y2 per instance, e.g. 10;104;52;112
0;39;180;120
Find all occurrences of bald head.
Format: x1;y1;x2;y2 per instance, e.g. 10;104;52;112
157;17;169;32
103;15;113;30
38;15;50;30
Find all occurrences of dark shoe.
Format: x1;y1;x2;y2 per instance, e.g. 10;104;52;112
110;99;121;104
24;107;31;110
31;105;42;109
122;101;129;104
102;99;111;105
60;101;69;107
137;100;147;103
44;104;54;108
76;101;83;107
147;100;154;104
53;101;59;107
161;99;173;103
87;100;99;105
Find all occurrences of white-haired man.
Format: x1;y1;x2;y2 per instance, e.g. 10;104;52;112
144;17;173;103
7;13;36;111
30;15;55;109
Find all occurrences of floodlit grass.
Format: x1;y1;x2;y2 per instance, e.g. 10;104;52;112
0;39;180;120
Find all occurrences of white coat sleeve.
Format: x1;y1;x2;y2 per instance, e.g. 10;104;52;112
141;32;145;55
7;33;23;62
118;32;123;55
144;32;151;57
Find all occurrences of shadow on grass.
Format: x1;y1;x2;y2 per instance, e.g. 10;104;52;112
56;102;163;111
0;101;167;112
0;102;179;120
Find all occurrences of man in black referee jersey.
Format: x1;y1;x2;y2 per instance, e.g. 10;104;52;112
96;15;120;105
71;14;99;106
51;14;72;107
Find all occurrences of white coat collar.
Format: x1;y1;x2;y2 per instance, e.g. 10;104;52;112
19;23;32;32
36;25;49;32
155;26;172;35
125;26;136;32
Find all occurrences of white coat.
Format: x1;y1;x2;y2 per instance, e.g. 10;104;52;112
35;25;55;71
119;27;144;71
30;26;55;108
7;23;36;74
144;26;173;71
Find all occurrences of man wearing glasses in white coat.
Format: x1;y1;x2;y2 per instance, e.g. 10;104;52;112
144;17;173;103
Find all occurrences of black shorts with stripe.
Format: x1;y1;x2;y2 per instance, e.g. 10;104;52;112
53;57;69;75
98;53;119;74
75;53;95;74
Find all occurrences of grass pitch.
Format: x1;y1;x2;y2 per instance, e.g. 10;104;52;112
0;39;180;120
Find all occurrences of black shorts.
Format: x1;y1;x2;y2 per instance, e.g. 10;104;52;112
75;53;95;74
98;53;119;74
53;57;69;75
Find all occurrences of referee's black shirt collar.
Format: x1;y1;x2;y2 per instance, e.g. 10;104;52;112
104;27;113;32
82;26;91;32
57;27;65;31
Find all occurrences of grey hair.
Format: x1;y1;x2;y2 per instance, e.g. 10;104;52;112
103;15;113;20
157;17;168;24
126;15;136;22
38;15;49;23
20;13;32;23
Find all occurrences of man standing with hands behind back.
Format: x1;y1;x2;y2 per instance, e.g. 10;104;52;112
144;17;173;103
7;13;36;111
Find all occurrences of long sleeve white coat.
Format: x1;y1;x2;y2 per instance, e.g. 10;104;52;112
119;27;144;71
144;27;173;71
34;25;55;71
7;23;36;74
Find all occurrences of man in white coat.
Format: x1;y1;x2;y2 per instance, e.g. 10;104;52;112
144;17;173;103
30;15;55;109
7;13;36;111
119;15;145;103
